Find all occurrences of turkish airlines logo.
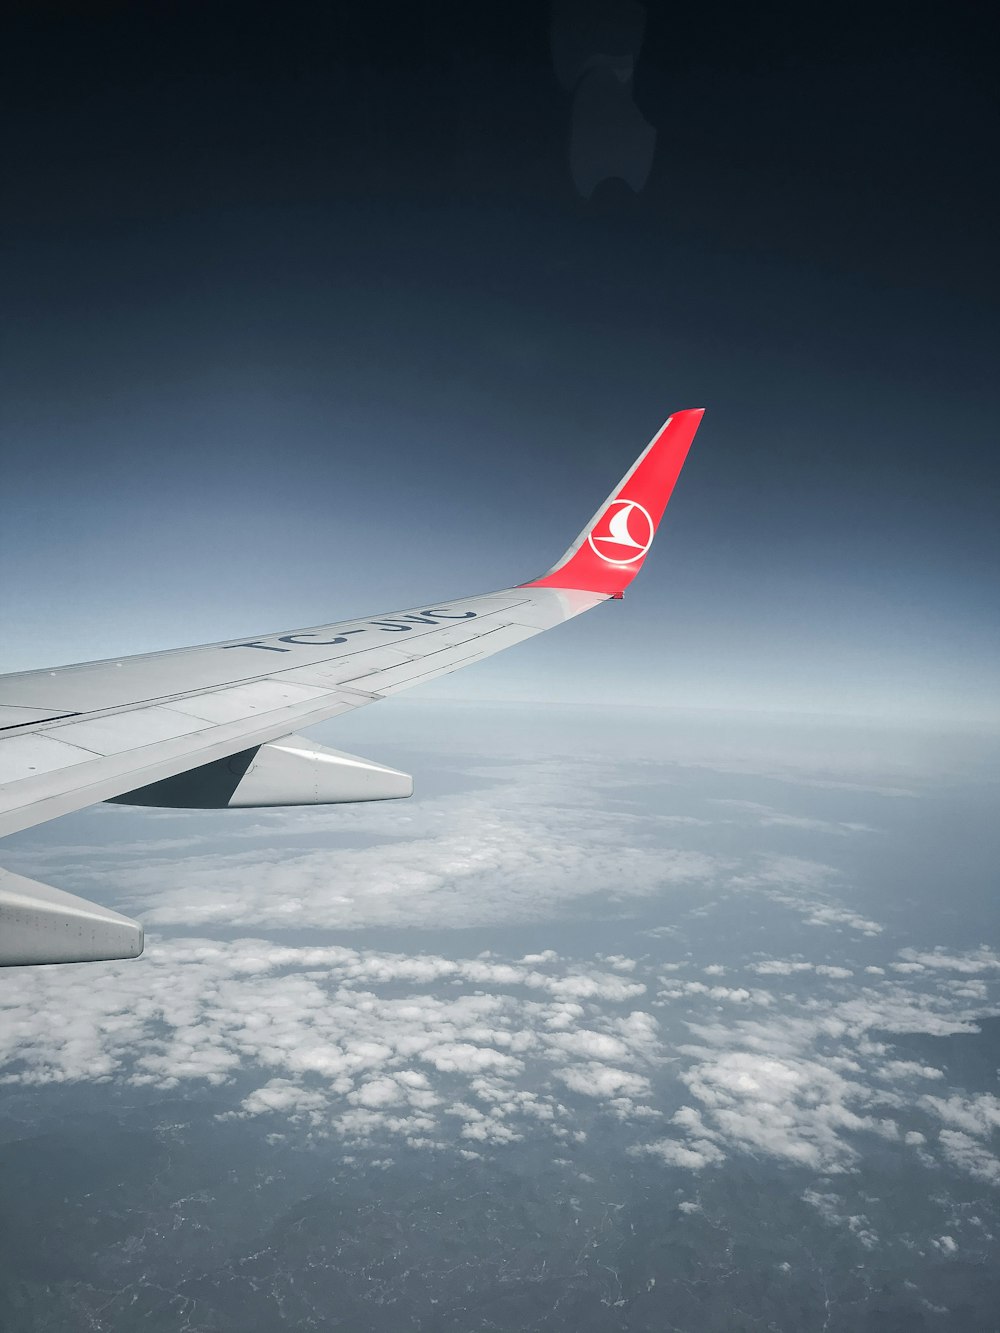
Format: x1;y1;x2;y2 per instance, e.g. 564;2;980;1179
587;498;654;565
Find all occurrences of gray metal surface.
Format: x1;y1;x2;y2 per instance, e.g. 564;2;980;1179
0;868;143;966
0;585;604;838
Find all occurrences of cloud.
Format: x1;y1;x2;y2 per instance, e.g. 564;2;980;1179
79;764;724;932
657;979;761;1005
5;917;999;1185
802;1190;879;1249
632;1136;724;1169
937;1131;1000;1184
749;961;815;975
555;1063;651;1100
898;947;1000;975
348;1076;413;1108
730;857;882;936
747;960;853;979
799;905;882;936
5;748;1000;1208
638;956;1000;1174
882;1061;944;1081
676;1046;877;1171
709;799;881;837
920;1093;1000;1139
734;855;841;894
602;954;638;972
0;936;665;1150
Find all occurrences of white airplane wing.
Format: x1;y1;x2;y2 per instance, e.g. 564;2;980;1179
0;408;704;964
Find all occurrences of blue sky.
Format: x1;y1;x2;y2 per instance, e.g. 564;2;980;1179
2;6;997;724
1;300;996;722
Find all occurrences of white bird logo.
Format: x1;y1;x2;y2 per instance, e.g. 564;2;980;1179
587;499;654;565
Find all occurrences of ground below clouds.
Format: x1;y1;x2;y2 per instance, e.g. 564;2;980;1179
1;708;998;1330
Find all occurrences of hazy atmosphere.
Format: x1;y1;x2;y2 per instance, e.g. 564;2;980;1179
1;2;997;1329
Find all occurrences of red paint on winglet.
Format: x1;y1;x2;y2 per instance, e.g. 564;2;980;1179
522;408;704;595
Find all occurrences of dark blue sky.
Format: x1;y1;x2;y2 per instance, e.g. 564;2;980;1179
2;1;997;720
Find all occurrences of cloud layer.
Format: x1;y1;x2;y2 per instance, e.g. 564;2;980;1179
3;744;998;1226
2;932;998;1186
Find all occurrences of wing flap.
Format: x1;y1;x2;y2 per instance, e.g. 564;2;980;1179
53;704;214;754
0;732;97;783
163;680;331;724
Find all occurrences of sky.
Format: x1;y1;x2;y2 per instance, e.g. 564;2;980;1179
1;0;997;722
1;4;999;1330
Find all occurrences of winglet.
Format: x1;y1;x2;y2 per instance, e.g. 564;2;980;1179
522;408;703;595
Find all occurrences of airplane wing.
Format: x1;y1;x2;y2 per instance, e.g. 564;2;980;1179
0;408;703;965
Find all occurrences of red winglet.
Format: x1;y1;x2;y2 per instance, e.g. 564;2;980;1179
522;408;703;595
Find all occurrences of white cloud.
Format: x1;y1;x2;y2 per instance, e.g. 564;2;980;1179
421;1043;522;1075
544;1030;633;1063
632;1136;725;1170
676;1046;876;1171
7;913;996;1191
882;1061;944;1081
734;855;840;894
602;955;639;972
709;799;881;837
555;1063;652;1101
638;959;1000;1176
237;1079;330;1119
938;1131;1000;1184
5;750;1000;1205
898;947;1000;975
747;961;853;980
0;936;666;1152
802;1189;842;1221
920;1093;1000;1139
348;1076;411;1108
730;858;882;936
800;905;882;936
72;766;725;933
657;980;760;1005
802;1191;879;1248
749;961;814;975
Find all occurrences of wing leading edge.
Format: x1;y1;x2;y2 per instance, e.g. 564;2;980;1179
0;408;703;964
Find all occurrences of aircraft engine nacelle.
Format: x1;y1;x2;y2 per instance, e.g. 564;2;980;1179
110;734;413;809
